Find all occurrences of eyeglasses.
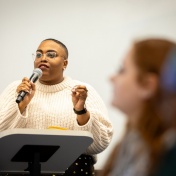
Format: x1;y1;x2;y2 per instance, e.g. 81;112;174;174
32;51;58;61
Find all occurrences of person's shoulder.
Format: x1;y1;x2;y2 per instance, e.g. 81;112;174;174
0;80;21;96
8;80;21;86
5;80;21;89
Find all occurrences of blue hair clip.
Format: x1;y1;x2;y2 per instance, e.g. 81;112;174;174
161;47;176;93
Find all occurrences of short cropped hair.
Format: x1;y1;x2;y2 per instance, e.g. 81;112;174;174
43;38;68;59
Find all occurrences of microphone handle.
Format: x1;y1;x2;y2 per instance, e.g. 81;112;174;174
16;91;28;104
16;74;38;104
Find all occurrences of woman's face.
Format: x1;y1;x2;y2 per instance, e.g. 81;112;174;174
110;48;145;116
34;40;68;85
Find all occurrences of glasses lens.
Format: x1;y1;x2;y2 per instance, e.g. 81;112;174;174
46;52;57;59
36;52;42;58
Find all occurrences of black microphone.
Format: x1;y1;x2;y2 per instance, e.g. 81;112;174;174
16;68;43;104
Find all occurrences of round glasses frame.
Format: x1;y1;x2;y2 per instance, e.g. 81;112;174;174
32;51;58;61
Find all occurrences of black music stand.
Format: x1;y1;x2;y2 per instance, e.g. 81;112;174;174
0;128;93;175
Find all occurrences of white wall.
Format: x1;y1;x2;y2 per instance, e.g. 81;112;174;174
0;0;176;169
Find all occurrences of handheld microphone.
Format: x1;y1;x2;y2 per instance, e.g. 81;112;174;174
16;68;43;104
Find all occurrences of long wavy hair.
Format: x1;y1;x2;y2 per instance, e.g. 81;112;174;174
101;38;176;176
134;38;176;174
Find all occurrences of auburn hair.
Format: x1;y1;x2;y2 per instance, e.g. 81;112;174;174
101;38;176;176
132;38;176;174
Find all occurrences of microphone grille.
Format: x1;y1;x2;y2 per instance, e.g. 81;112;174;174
33;68;43;77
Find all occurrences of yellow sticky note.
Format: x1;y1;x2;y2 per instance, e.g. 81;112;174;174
47;126;68;130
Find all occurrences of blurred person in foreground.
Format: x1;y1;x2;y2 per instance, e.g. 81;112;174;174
100;38;176;176
0;38;113;176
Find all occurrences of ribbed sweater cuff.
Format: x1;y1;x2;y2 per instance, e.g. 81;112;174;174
16;103;28;119
74;113;93;131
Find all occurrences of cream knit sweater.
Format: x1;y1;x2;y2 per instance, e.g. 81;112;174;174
0;76;113;162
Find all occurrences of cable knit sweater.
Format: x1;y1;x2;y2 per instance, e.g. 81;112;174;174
0;76;113;163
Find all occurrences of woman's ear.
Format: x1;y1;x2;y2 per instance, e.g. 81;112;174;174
63;59;68;70
139;74;158;100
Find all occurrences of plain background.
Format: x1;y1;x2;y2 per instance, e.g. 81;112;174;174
0;0;176;170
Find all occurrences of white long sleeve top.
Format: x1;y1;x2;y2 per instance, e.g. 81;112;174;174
0;76;113;162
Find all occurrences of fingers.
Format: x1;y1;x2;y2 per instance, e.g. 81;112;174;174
16;77;35;94
72;85;88;92
71;85;88;99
